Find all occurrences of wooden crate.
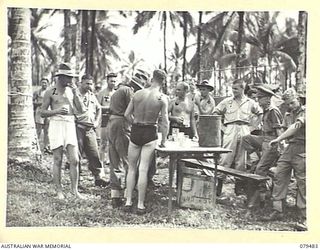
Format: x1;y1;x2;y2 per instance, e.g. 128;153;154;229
177;165;215;210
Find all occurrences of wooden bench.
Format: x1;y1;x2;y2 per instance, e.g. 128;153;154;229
180;159;269;183
179;159;270;200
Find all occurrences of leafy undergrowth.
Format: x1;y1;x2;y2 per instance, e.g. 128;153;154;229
6;155;302;230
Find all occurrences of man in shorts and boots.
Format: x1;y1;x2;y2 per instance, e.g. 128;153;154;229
75;75;108;187
261;88;306;231
107;74;144;208
41;63;86;199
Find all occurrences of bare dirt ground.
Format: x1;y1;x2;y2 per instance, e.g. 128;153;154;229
6;153;303;230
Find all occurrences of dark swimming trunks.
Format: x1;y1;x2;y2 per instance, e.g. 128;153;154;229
130;123;158;146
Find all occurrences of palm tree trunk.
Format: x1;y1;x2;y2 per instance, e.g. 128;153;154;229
64;9;72;62
83;10;89;75
182;12;188;81
296;11;307;91
235;11;244;78
89;10;96;77
163;12;167;72
162;11;168;94
196;11;203;84
8;8;41;163
75;10;82;80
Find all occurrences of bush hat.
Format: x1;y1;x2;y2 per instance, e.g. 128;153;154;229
54;63;78;77
196;80;214;91
129;72;145;91
254;84;276;98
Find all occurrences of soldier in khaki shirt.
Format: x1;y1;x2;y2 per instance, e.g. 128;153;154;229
96;73;117;167
262;88;306;230
194;80;216;115
242;85;283;211
75;75;108;187
213;79;262;194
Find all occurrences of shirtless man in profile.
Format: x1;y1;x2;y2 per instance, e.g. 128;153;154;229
169;82;198;139
124;69;169;214
41;63;85;199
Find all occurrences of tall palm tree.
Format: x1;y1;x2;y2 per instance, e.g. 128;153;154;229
77;10;121;80
168;42;183;82
179;11;194;80
64;9;72;62
75;10;83;77
28;9;59;85
189;12;235;80
217;12;298;85
196;11;203;83
133;12;180;67
235;11;244;78
133;11;193;93
296;11;307;91
8;8;41;163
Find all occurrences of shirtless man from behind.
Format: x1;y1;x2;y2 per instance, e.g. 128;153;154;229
124;69;169;214
169;82;198;139
41;63;86;199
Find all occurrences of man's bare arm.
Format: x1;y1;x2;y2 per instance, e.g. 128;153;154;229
124;99;134;124
159;97;169;146
190;106;198;138
94;97;102;128
269;121;303;147
69;84;86;114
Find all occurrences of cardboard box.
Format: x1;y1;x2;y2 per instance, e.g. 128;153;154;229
177;165;215;210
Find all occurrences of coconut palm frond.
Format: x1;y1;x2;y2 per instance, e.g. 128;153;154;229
133;11;157;34
211;12;236;60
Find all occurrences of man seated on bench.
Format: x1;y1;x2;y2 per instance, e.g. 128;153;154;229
241;85;283;213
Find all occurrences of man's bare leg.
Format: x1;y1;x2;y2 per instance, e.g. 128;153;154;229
137;140;157;209
66;144;84;199
52;146;65;199
125;142;141;206
36;123;42;145
43;122;50;149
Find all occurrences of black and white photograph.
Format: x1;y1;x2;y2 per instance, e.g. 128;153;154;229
5;2;315;242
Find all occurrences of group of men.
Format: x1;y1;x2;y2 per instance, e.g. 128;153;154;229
37;62;169;215
213;80;306;229
35;62;306;226
167;78;306;228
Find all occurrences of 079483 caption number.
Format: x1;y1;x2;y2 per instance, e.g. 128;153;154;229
300;244;319;248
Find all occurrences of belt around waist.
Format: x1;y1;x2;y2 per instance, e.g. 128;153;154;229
262;131;277;136
110;114;124;119
225;121;249;126
133;122;157;127
76;123;94;130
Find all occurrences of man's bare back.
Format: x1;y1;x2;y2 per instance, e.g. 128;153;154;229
132;88;165;124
